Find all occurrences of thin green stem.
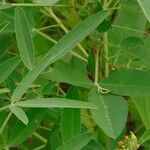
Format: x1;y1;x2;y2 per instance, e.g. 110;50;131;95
112;25;146;34
32;132;47;150
103;32;109;77
0;105;10;113
94;49;99;84
33;28;57;44
45;7;89;58
32;132;47;144
33;28;87;62
0;112;12;136
35;25;59;31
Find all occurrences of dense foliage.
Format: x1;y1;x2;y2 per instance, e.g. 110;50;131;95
0;0;150;149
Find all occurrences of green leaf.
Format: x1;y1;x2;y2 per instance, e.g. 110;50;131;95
11;10;109;102
9;106;28;125
15;98;97;109
100;70;150;96
133;97;150;129
108;1;146;65
137;0;150;23
120;37;150;66
0;56;20;85
138;129;150;144
88;88;128;139
61;87;81;143
57;132;92;150
41;58;93;88
15;7;35;70
8;109;46;147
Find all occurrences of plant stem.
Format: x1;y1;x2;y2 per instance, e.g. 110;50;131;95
33;28;87;62
0;105;10;113
103;0;109;78
32;132;47;144
94;49;99;84
0;112;12;136
103;32;109;77
112;25;146;34
45;7;89;58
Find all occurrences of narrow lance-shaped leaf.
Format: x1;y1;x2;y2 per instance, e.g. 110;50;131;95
100;70;150;96
0;56;20;84
11;10;109;102
137;0;150;23
88;87;128;139
15;7;35;70
61;87;81;143
9;106;29;125
15;98;97;109
57;132;92;150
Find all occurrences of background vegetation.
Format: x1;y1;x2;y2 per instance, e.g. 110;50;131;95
0;0;150;149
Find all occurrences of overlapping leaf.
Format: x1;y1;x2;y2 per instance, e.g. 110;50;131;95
11;10;109;102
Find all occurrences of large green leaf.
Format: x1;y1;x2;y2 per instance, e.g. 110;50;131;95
0;56;20;85
57;132;92;150
41;58;93;88
133;97;150;129
108;0;146;65
137;0;150;23
61;87;81;143
11;10;109;103
9;106;28;125
15;7;35;70
100;70;150;96
15;98;97;109
88;88;128;139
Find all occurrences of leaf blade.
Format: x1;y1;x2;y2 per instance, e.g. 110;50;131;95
61;87;81;143
15;98;97;109
15;7;35;70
